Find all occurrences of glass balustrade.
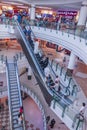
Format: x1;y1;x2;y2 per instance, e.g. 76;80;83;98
0;87;7;96
0;17;86;42
21;19;87;41
0;17;17;26
52;95;86;130
30;20;87;40
49;59;79;93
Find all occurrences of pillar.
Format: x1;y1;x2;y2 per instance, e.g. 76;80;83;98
30;4;35;21
27;66;32;80
77;1;87;30
66;52;76;76
34;40;39;54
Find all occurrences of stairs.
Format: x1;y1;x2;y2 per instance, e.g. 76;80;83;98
6;59;25;130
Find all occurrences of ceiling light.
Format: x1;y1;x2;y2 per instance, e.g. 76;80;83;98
17;6;28;8
36;6;52;10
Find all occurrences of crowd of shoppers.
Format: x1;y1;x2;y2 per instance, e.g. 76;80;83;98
0;10;78;32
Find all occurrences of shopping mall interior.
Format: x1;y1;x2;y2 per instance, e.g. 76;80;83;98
0;0;87;130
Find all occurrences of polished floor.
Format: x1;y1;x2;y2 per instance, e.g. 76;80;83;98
23;97;43;130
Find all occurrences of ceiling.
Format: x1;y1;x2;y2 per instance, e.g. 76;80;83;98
0;0;85;10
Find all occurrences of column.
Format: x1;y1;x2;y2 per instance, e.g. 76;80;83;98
34;40;39;54
77;1;87;29
67;52;77;76
30;4;35;21
27;66;32;80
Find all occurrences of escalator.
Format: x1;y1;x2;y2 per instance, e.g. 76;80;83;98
6;58;25;130
15;22;52;106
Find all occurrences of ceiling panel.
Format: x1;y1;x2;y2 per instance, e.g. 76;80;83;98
0;0;84;10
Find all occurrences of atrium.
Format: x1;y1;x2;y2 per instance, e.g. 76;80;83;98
0;0;87;130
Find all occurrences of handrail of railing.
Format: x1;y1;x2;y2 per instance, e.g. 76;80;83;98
14;56;26;130
21;85;47;130
16;52;24;60
50;59;79;91
36;47;78;99
20;19;87;42
0;16;17;25
5;56;13;130
14;56;22;105
49;63;71;96
0;16;87;42
52;90;86;130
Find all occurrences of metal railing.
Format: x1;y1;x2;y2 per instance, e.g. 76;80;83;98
0;17;17;26
0;17;87;43
29;20;87;41
49;59;80;96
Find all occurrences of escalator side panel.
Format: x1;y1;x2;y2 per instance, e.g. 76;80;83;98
15;26;52;105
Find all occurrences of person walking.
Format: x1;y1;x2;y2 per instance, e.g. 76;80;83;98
72;102;86;128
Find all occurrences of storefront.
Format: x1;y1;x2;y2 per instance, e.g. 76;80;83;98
57;10;78;21
0;5;28;17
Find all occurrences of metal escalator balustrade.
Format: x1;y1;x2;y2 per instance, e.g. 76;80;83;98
6;57;26;130
15;21;52;106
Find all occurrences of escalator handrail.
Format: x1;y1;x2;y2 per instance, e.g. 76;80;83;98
14;56;26;130
5;57;13;130
16;21;47;86
14;57;22;106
